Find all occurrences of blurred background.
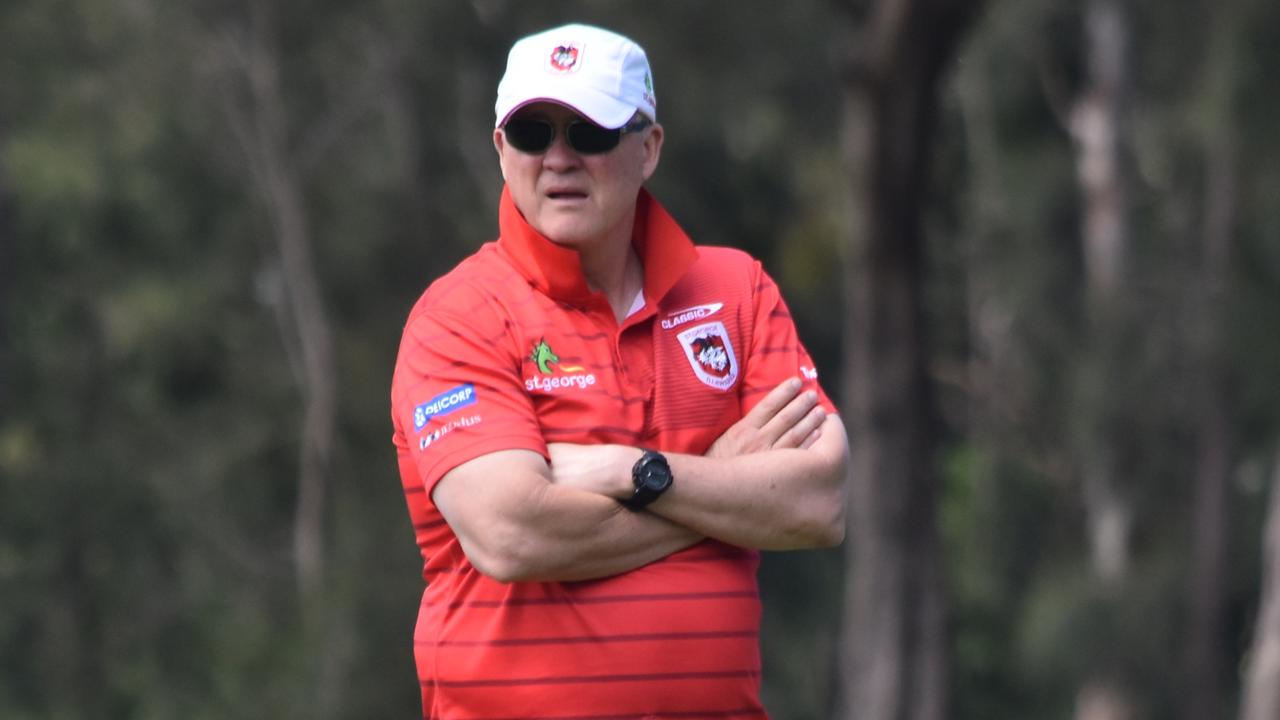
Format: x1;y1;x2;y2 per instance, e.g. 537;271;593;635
3;0;1280;718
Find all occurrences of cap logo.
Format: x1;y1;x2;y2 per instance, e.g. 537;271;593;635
547;43;582;73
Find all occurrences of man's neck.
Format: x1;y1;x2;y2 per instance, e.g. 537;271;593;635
577;218;644;322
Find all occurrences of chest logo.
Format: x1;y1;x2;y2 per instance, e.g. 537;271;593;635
660;302;724;330
676;321;739;391
527;338;595;392
530;338;584;374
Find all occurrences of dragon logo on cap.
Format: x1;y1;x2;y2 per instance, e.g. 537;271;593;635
548;44;581;73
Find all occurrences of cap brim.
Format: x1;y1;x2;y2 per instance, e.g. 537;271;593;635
496;81;637;129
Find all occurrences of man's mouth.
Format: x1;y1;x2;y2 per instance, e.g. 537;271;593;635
547;190;588;200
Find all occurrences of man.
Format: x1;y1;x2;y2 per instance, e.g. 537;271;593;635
391;22;848;718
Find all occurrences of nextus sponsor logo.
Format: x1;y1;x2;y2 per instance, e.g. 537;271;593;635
413;384;476;431
525;373;597;392
419;415;482;451
661;302;724;330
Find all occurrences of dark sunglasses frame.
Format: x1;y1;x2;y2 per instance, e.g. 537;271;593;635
502;115;653;155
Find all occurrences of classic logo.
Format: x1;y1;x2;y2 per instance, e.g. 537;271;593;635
527;338;596;392
676;321;739;391
413;384;476;431
800;365;819;381
548;44;582;73
660;302;724;330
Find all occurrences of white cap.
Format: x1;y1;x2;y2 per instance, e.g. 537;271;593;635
495;23;657;129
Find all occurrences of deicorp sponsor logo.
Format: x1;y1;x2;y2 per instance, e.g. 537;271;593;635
660;302;723;330
526;338;596;393
413;384;476;431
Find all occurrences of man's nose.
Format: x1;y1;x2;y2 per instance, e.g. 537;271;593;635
541;128;581;169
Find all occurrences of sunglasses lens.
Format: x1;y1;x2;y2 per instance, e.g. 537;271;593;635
566;123;621;154
504;120;554;153
504;118;631;155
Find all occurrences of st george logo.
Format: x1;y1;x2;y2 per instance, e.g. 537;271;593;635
527;338;594;392
530;338;559;374
676;322;739;391
530;338;584;374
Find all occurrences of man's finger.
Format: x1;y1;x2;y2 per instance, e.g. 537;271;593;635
759;390;819;444
772;404;825;449
742;377;804;429
798;425;823;450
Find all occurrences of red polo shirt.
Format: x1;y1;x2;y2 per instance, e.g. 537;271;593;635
391;187;835;719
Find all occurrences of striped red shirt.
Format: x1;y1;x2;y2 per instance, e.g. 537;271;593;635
391;187;835;719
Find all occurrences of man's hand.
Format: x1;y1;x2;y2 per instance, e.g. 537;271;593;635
542;377;847;550
547;377;825;495
707;377;826;458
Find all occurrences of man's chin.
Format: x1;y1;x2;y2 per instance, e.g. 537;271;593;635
536;222;598;250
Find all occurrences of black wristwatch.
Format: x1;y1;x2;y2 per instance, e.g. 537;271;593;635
620;449;673;512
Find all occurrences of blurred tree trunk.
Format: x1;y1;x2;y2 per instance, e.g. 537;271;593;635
1067;1;1134;718
1182;4;1239;718
836;2;983;719
0;153;9;405
249;7;335;602
214;4;338;599
205;4;342;716
1241;452;1280;720
955;27;1022;469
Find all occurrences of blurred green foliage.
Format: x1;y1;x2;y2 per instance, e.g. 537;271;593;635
2;0;1279;718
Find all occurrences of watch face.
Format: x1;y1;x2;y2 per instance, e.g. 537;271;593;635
639;457;672;492
623;451;672;511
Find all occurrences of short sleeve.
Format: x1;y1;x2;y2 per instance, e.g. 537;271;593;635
391;306;546;496
741;264;838;415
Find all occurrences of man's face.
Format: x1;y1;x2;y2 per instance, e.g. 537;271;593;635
494;102;663;251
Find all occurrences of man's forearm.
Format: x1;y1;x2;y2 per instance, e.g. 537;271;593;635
549;415;849;550
433;450;702;583
652;415;848;549
487;483;703;581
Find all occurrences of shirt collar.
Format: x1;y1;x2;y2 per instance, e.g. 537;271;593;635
496;185;699;308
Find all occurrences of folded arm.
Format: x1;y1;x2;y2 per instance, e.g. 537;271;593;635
431;448;702;583
548;378;850;550
660;412;847;549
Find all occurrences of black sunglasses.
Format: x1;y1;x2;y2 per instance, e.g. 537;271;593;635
502;115;652;155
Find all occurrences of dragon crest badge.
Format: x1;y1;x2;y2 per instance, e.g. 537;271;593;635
676;321;739;391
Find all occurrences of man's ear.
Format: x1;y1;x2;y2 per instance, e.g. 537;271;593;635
493;128;508;181
641;123;664;181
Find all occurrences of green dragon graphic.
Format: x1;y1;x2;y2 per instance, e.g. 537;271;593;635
530;339;560;375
